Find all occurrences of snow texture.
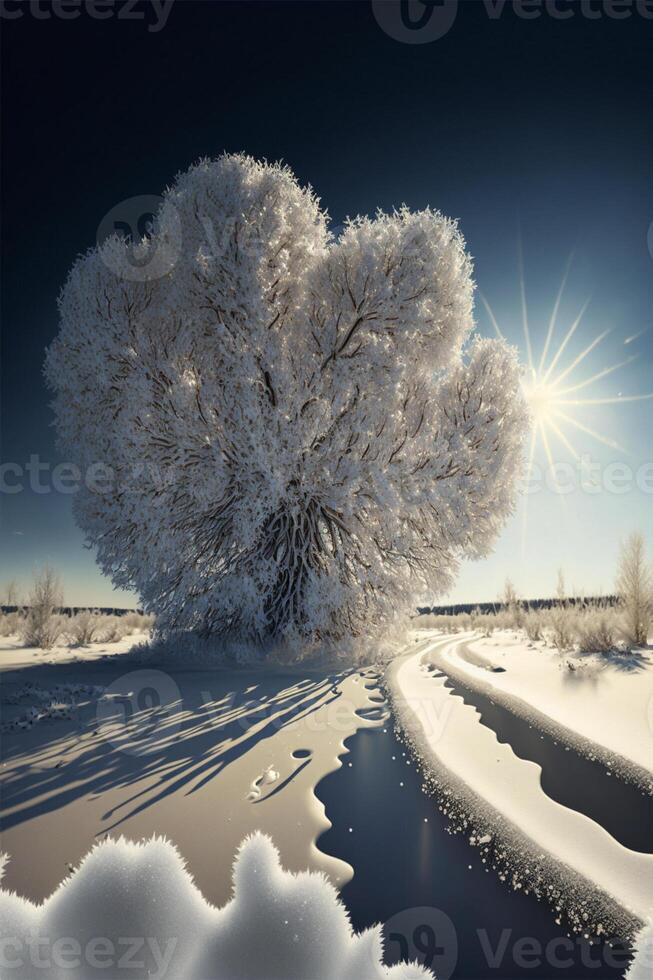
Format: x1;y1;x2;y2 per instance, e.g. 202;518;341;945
388;633;653;933
627;922;653;979
0;832;433;979
45;153;528;647
1;683;105;734
464;631;653;786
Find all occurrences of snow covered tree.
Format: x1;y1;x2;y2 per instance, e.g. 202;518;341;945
616;532;652;647
45;154;528;648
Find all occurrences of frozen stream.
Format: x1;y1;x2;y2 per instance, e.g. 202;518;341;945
316;644;644;979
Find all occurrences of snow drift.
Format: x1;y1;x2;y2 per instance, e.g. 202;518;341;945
0;833;433;979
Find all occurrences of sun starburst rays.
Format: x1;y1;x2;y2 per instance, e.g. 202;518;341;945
482;254;652;478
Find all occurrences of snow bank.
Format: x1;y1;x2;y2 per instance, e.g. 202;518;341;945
388;634;653;935
0;833;432;979
464;630;653;780
627;922;653;979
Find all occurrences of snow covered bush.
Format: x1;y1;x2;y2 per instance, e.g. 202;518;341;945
501;578;525;629
122;611;155;632
45;153;528;647
627;921;653;979
20;566;64;649
617;532;652;647
0;832;433;979
549;608;575;652
575;605;617;654
523;609;543;642
0;611;25;638
95;615;128;643
67;610;100;646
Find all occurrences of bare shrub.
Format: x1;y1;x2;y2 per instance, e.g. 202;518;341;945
96;616;128;643
414;613;454;631
549;609;575;652
67;610;100;646
502;578;524;629
122;611;155;633
576;607;617;654
416;608;511;636
21;567;64;649
470;606;490;634
473;610;497;637
523;609;543;642
22;614;66;650
0;611;26;637
548;569;575;652
616;532;652;647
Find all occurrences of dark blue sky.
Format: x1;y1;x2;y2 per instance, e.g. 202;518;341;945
2;0;652;604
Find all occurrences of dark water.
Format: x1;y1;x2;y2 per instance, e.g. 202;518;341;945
441;674;653;854
317;725;633;980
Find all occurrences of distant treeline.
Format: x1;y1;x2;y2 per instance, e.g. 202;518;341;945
3;599;620;618
0;605;143;617
417;596;619;616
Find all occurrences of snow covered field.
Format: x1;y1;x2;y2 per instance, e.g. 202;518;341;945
388;631;653;937
0;633;387;906
3;627;653;978
459;629;653;779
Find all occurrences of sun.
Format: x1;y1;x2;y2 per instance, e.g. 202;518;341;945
480;249;653;481
522;375;559;425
